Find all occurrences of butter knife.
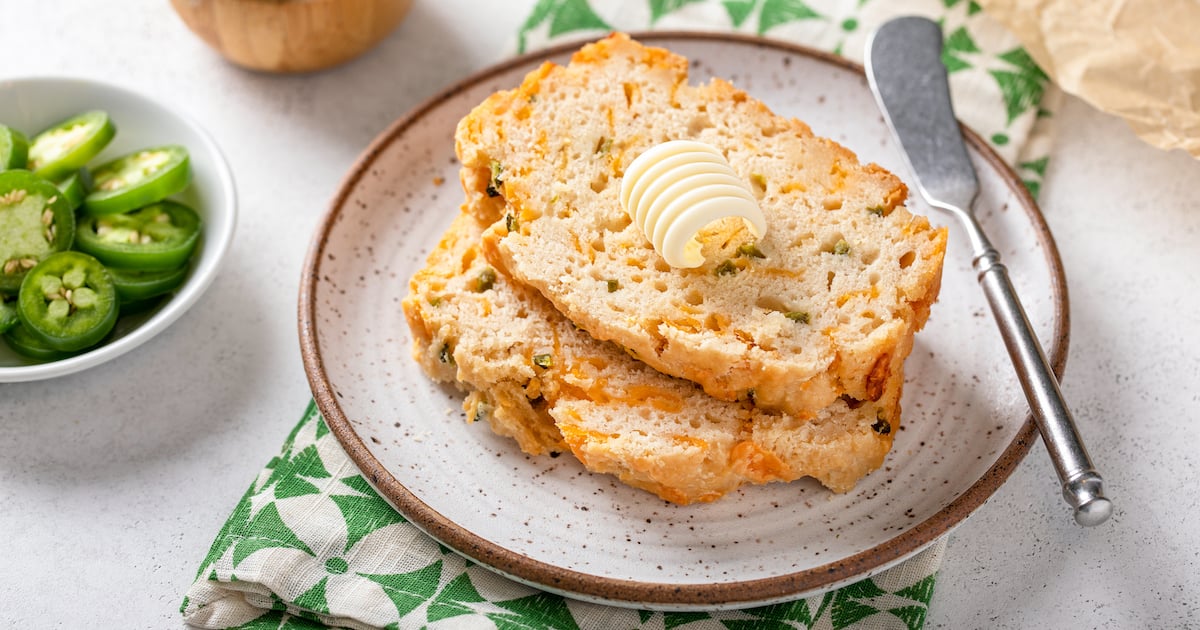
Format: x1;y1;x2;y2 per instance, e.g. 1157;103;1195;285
865;16;1112;526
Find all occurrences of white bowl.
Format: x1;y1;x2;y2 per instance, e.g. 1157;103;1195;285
0;77;236;381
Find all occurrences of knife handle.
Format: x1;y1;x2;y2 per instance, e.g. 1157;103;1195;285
972;244;1112;526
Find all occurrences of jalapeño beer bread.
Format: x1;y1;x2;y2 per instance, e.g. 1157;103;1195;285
403;213;903;504
455;33;947;418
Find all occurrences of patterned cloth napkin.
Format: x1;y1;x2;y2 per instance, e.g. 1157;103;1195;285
183;2;1057;628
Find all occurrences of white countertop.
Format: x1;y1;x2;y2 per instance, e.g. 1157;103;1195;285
2;2;1197;628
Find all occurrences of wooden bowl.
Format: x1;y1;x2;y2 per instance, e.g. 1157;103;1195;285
170;0;413;73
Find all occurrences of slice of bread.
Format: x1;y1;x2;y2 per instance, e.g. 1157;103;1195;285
403;212;904;504
455;33;946;418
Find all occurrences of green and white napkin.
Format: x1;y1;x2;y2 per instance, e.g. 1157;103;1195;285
183;403;944;630
184;2;1057;628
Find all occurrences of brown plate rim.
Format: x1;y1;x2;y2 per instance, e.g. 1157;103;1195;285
298;31;1064;608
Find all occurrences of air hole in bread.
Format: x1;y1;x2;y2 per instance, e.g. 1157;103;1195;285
790;232;815;247
748;172;767;198
856;320;879;336
631;273;644;283
603;212;632;232
687;112;713;136
820;233;846;254
823;197;842;210
653;280;668;293
868;272;881;285
590;235;606;253
653;259;671;273
826;270;836;291
623;82;637;107
755;295;788;313
590;172;609;194
898;251;916;269
859;247;879;265
685;289;704;306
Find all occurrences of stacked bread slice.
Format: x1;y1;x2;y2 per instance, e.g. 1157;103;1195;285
402;34;947;504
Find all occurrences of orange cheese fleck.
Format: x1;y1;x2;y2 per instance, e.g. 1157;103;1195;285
836;285;880;307
731;441;791;482
781;181;808;194
671;434;708;449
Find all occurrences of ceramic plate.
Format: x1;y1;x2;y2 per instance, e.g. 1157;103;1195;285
0;77;237;382
300;34;1065;610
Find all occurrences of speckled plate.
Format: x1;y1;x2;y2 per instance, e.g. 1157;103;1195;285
299;33;1065;610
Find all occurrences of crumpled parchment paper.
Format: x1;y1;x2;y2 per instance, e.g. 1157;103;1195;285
978;0;1200;157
